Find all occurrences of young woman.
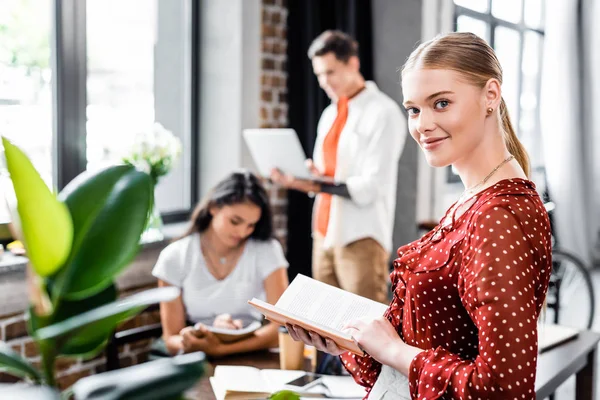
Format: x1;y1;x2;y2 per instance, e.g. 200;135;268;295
285;32;552;399
152;171;289;357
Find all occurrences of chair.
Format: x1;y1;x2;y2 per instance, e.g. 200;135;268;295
105;305;163;371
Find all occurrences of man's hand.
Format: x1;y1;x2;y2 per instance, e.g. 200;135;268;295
269;159;322;194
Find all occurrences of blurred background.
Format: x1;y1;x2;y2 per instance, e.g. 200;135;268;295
0;0;599;396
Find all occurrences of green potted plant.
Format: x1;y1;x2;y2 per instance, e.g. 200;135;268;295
0;137;204;398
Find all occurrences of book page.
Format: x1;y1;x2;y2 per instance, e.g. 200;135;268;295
275;274;388;335
212;365;270;393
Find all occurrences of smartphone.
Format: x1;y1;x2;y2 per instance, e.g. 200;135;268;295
285;373;323;390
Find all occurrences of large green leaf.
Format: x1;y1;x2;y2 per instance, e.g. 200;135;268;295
72;352;205;400
28;284;118;358
34;287;179;350
53;165;153;300
1;137;73;277
0;341;43;383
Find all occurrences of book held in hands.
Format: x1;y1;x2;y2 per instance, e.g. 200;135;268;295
248;274;388;356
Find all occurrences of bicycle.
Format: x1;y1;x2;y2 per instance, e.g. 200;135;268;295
544;202;595;331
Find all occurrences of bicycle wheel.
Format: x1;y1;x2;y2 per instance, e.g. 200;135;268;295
545;249;595;330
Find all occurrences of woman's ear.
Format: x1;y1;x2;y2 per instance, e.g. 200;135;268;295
484;78;502;110
208;205;218;217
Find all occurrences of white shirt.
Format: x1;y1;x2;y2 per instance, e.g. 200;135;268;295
152;233;288;323
313;81;407;252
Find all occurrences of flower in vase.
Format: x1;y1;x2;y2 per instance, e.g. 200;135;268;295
123;122;182;185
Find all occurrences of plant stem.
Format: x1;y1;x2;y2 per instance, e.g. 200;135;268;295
40;342;57;387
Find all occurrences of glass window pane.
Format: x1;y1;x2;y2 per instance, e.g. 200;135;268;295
524;0;543;29
0;0;53;188
454;0;489;13
519;32;543;167
456;15;490;43
491;0;523;24
86;0;192;213
494;26;521;127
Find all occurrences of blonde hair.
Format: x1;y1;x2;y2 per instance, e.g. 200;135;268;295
402;32;530;177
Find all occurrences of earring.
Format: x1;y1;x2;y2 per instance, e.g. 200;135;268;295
487;107;494;115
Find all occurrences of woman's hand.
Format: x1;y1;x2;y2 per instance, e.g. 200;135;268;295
285;323;345;356
213;314;243;330
344;317;422;374
180;324;225;356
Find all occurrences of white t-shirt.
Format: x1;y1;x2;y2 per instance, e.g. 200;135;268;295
152;233;289;323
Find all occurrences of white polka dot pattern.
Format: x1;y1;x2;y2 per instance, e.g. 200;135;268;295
340;179;552;400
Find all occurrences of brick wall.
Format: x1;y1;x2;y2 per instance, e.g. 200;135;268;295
0;283;159;389
261;0;289;251
0;0;290;389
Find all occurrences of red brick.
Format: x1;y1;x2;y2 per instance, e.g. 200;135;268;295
4;319;28;341
55;356;78;371
263;0;276;5
260;107;269;120
136;351;149;364
262;24;275;38
129;339;151;351
24;340;39;358
57;369;91;391
261;91;273;102
262;59;275;70
0;372;21;383
262;9;270;23
279;92;287;103
119;355;135;368
272;12;282;24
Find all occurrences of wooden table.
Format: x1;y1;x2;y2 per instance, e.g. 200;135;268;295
189;330;600;400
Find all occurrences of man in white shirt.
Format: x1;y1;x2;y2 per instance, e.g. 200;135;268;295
271;30;406;303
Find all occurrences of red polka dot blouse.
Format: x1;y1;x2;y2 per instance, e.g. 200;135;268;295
342;178;552;399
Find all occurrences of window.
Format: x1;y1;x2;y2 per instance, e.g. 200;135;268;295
0;0;53;187
0;0;199;223
451;0;545;184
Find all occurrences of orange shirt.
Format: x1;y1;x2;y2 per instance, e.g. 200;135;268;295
316;97;348;236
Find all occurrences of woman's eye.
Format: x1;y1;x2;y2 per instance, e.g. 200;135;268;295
230;220;240;226
435;100;449;109
406;107;420;116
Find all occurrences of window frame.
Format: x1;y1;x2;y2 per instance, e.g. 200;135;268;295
449;0;546;183
51;0;200;223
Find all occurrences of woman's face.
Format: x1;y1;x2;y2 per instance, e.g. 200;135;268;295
402;68;488;168
210;201;262;247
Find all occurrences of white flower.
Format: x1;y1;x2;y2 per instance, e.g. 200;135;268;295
124;122;182;181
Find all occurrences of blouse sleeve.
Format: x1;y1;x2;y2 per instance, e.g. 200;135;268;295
152;240;187;287
408;202;550;399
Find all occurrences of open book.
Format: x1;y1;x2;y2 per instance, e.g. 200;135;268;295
209;365;365;400
248;274;388;356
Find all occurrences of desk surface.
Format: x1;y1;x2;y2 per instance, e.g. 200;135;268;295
536;329;600;399
190;330;600;400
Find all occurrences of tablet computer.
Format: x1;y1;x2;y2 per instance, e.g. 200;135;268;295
243;128;333;183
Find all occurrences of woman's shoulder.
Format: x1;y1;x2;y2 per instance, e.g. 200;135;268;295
160;233;199;257
466;178;549;230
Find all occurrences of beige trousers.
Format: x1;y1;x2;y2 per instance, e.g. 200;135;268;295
312;234;390;304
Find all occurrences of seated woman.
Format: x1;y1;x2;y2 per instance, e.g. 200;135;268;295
152;171;289;357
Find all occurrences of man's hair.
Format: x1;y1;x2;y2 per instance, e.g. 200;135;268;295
307;30;359;62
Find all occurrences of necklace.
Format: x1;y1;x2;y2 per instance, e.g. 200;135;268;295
434;154;515;238
457;154;515;204
201;235;235;265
